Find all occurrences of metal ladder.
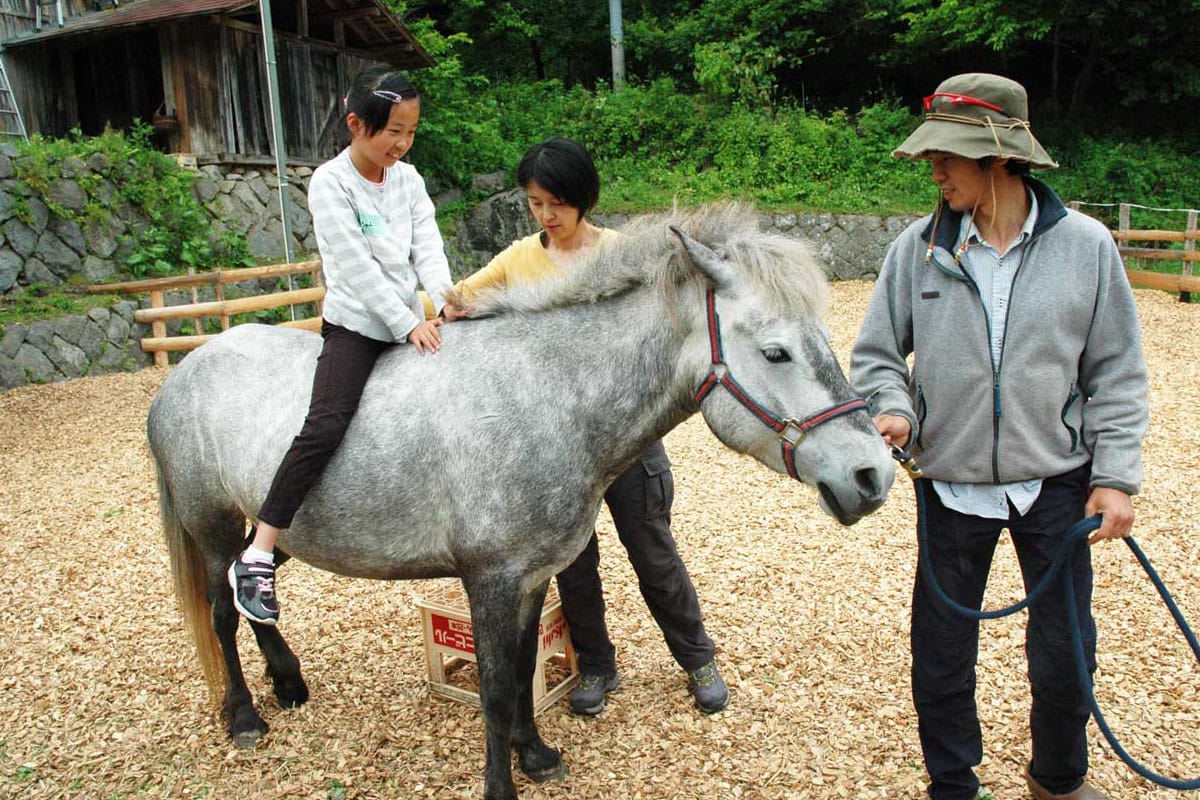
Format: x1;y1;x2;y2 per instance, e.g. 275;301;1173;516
0;52;27;141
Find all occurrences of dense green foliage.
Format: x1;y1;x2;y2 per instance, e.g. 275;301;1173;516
395;1;1200;219
14;124;253;279
408;73;1200;219
402;0;1200;130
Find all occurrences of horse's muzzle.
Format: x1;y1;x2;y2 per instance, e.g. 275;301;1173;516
817;465;890;525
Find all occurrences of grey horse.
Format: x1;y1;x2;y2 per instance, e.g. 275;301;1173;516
149;204;895;800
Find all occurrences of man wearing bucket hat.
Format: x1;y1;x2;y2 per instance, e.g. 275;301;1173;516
850;74;1149;800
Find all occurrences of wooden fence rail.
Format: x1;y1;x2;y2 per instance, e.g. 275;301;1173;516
1072;202;1198;300
88;261;325;367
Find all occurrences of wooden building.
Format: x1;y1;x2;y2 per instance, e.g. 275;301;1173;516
0;0;433;164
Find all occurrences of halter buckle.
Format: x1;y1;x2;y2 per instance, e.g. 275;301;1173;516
778;419;807;446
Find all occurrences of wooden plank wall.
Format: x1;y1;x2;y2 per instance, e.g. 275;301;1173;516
0;0;88;32
0;0;379;161
0;0;35;40
0;38;75;136
222;24;273;158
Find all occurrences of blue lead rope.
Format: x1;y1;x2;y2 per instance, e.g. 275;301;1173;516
911;473;1200;791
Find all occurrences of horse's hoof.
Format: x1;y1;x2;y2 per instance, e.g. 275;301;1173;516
225;701;268;749
523;758;567;784
274;676;309;708
231;727;266;749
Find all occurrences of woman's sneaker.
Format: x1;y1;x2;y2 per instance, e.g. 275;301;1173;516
687;661;730;713
569;671;620;715
228;555;279;625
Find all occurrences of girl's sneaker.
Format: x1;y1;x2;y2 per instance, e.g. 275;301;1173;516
228;555;279;625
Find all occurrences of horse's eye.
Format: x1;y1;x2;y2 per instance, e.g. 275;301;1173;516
762;346;791;363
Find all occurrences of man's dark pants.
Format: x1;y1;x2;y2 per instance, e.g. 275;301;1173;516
912;463;1096;800
556;439;716;675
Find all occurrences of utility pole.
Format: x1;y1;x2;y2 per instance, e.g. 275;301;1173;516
609;0;625;90
259;0;296;266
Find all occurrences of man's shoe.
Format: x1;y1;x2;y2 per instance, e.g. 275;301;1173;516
1024;767;1111;800
569;671;619;715
687;661;730;713
926;787;995;799
228;555;279;625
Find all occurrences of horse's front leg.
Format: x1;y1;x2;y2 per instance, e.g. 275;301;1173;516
463;575;546;800
512;580;565;783
250;620;309;709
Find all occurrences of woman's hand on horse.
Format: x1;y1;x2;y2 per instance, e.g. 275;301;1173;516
441;303;469;322
408;318;443;354
873;413;911;448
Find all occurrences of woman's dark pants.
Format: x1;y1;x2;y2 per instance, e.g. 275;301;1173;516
555;439;716;675
912;464;1096;800
257;322;391;529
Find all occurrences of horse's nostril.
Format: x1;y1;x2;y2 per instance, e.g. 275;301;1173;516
855;466;882;498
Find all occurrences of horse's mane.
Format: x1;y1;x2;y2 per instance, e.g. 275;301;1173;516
462;202;829;321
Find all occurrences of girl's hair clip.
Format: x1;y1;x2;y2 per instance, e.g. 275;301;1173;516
372;89;418;104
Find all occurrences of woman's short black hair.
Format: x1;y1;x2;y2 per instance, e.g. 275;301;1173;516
343;67;419;139
516;137;600;218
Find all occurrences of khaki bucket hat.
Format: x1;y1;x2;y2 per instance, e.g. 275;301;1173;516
893;73;1058;169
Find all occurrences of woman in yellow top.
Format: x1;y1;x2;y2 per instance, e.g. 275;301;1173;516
443;137;730;715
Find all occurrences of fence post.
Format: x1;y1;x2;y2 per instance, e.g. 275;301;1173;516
216;277;229;331
187;267;203;339
1184;210;1196;303
147;290;169;368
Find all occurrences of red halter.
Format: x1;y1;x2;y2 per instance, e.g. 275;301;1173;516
693;289;869;481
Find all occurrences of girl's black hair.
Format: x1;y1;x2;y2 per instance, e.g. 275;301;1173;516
516;137;600;218
343;66;419;139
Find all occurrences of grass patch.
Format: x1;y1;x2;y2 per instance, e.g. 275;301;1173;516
0;284;122;333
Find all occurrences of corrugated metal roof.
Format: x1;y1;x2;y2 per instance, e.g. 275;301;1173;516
4;0;256;45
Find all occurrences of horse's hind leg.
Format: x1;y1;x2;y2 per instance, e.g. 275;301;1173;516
512;580;565;783
250;620;309;708
208;569;270;747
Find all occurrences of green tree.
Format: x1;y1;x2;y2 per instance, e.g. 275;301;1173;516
401;0;612;86
884;0;1200;123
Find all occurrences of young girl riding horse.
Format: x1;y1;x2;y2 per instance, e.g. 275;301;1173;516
228;67;454;624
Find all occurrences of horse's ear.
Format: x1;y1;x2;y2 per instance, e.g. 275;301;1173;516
669;225;739;292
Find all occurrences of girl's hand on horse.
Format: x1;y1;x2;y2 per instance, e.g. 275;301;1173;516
408;318;443;354
441;303;469;322
873;413;911;448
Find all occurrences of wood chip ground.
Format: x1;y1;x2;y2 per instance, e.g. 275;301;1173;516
1;281;1198;800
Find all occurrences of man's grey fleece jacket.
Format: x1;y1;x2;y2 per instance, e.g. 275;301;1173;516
850;178;1149;494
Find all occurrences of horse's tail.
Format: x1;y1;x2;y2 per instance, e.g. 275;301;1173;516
155;459;226;701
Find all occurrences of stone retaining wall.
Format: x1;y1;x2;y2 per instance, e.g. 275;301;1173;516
0;301;149;389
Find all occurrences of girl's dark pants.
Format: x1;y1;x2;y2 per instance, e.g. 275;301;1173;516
913;463;1096;800
258;321;391;529
555;439;716;675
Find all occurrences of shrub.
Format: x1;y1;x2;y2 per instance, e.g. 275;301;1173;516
14;123;253;280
